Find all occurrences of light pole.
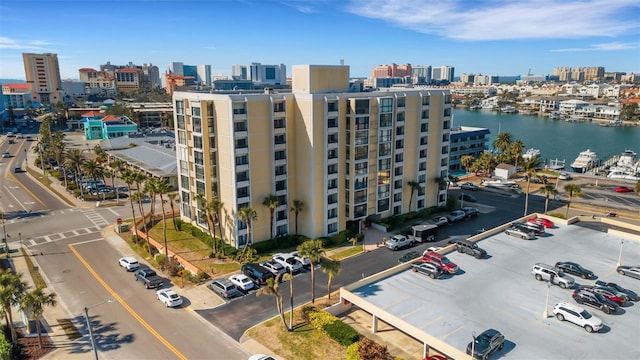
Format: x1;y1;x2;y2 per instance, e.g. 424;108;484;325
84;299;115;360
470;331;476;359
617;239;624;267
542;282;551;319
18;232;22;249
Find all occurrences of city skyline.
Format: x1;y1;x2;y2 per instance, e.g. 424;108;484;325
1;0;639;80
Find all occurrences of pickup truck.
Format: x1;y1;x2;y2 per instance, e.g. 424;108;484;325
134;268;164;289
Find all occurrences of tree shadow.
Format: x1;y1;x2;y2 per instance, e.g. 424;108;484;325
64;314;135;355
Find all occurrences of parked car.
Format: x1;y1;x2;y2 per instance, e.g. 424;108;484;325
594;281;639;302
531;263;575;289
289;251;311;267
455;239;486;259
259;261;286;276
431;216;449;227
272;253;303;273
615;186;634;193
411;262;443;279
445;210;466;223
229;274;255;291
208;278;241;299
385;234;414;251
426;246;443;253
458;193;477;202
558;172;572;180
528;217;554;228
617;265;640;280
572;288;619;314
466;329;505;360
118;257;140;271
156;289;183;308
554;261;594;279
552;302;603;333
242;263;275;286
134;268;164;289
398;251;420;264
581;286;625;306
461;206;479;218
422;251;458;274
460;182;479;191
504;227;535;240
512;221;545;235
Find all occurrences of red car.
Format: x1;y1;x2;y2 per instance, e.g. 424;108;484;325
528;217;554;228
615;186;634;193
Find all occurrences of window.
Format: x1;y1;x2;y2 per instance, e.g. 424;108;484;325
236;154;248;166
328;208;337;219
355;99;369;114
275;165;286;176
355;130;368;145
237;187;249;198
328;118;338;128
396;112;405;122
328;149;337;159
273;102;285;112
354;204;367;218
175;100;184;115
420;137;428;145
180;160;189;173
193;117;202;133
355;162;368;175
195;180;205;195
278;194;287;205
380;98;393;113
328;193;337;204
355;146;368;160
275;150;286;160
394;180;402;189
328;178;337;189
379;158;391;171
394;167;403;176
327;101;339;112
442;134;449;142
233;102;246;115
421;110;429;119
380;113;393;127
237;171;249;182
421;123;428;132
328;223;337;234
274;118;285;129
355;117;369;130
377;198;390;212
180;175;190;189
395;139;404;149
193;136;202;150
394;193;402;202
277;210;287;221
395;153;403;163
354;177;367;190
177;115;185;130
379;129;392;143
396;126;404;136
378;184;390;198
354;190;367;204
397;97;405;107
194;151;204;165
379;143;391;156
328;133;338;144
234;121;247;132
177;130;186;145
275;134;286;145
422;97;430;105
442;146;449;155
276;180;287;191
235;138;248;149
420;149;427;158
195;165;205;181
328;164;338;174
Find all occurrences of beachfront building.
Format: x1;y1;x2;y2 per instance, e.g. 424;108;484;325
449;126;490;175
83;114;139;140
173;65;452;248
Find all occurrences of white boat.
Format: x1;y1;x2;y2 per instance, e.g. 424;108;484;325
522;148;540;160
500;106;517;113
607;169;640;181
469;105;482;110
570;149;599;173
616;149;637;168
547;158;566;171
482;179;518;189
607;149;640;180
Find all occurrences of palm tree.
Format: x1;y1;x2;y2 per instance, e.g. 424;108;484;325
121;170;138;234
151;179;171;257
407;180;421;212
460;155;474;176
262;195;280;239
65;148;85;197
564;183;583;218
166;192;179;230
256;274;288;330
132;172;152;255
0;269;26;343
510;139;525;168
19;288;57;349
237;207;257;259
493;131;513;154
540;184;558;214
208;198;225;255
196;193;215;254
289;200;304;235
320;259;342;299
81;159;104;196
435;176;448;204
522;155;543;216
109;159;125;204
297;239;325;304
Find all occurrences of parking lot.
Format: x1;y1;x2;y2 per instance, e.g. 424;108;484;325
343;220;640;359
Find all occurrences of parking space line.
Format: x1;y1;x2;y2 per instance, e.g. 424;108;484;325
69;244;187;360
419;315;443;329
399;307;424;319
440;325;463;340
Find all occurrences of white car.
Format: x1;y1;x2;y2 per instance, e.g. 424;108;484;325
427;246;443;253
553;302;603;333
118;257;140;271
259;261;286;276
432;216;448;227
229;274;255;291
289;251;311;267
272;253;303;273
558;172;572;180
248;355;277;360
156;289;183;308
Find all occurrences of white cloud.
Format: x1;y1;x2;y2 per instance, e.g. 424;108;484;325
345;0;640;40
551;41;640;52
0;36;54;50
280;1;316;13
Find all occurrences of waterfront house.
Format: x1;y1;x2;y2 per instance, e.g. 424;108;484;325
83;114;138;140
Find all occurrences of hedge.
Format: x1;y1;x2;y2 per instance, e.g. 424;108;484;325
323;320;360;346
346;341;361;360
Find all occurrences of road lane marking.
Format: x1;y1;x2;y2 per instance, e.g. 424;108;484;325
3;169;47;208
440;325;464;340
68;244;188;360
107;207;120;216
3;185;29;211
69;238;104;246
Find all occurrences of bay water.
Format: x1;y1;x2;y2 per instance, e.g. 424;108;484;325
452;109;640;167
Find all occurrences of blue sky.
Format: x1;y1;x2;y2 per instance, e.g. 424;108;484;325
1;0;639;80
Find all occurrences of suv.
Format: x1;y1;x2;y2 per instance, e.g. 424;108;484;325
411;262;443;279
385;234;414;250
241;263;275;286
461;207;479;218
422;251;458;274
208;278;241;299
552;302;603;333
259;260;286;276
572;288;619;314
466;329;505;360
272;253;303;273
531;263;575;288
455;239;486;259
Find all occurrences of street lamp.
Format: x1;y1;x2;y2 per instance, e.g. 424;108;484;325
542;283;552;319
18;232;22;249
470;331;476;360
84;299;115;360
617;239;624;267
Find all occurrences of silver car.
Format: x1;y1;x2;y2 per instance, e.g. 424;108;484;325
504;227;535;240
617;265;640;280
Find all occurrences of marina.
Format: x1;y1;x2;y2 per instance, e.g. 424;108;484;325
452;109;640;176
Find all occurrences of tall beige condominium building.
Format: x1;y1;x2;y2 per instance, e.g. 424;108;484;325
173;65;452;248
22;52;63;104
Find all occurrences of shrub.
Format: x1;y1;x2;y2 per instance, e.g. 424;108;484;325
300;306;316;324
323;320;360;346
346;341;362;360
307;309;338;333
0;330;11;360
358;337;391;360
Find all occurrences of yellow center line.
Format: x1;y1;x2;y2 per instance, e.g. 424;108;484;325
69;244;187;360
4;150;46;207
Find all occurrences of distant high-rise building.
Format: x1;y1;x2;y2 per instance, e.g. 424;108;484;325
232;63;287;86
168;62;211;86
79;68;116;95
22;52;63;104
432;66;455;82
142;63;161;88
370;63;413;78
